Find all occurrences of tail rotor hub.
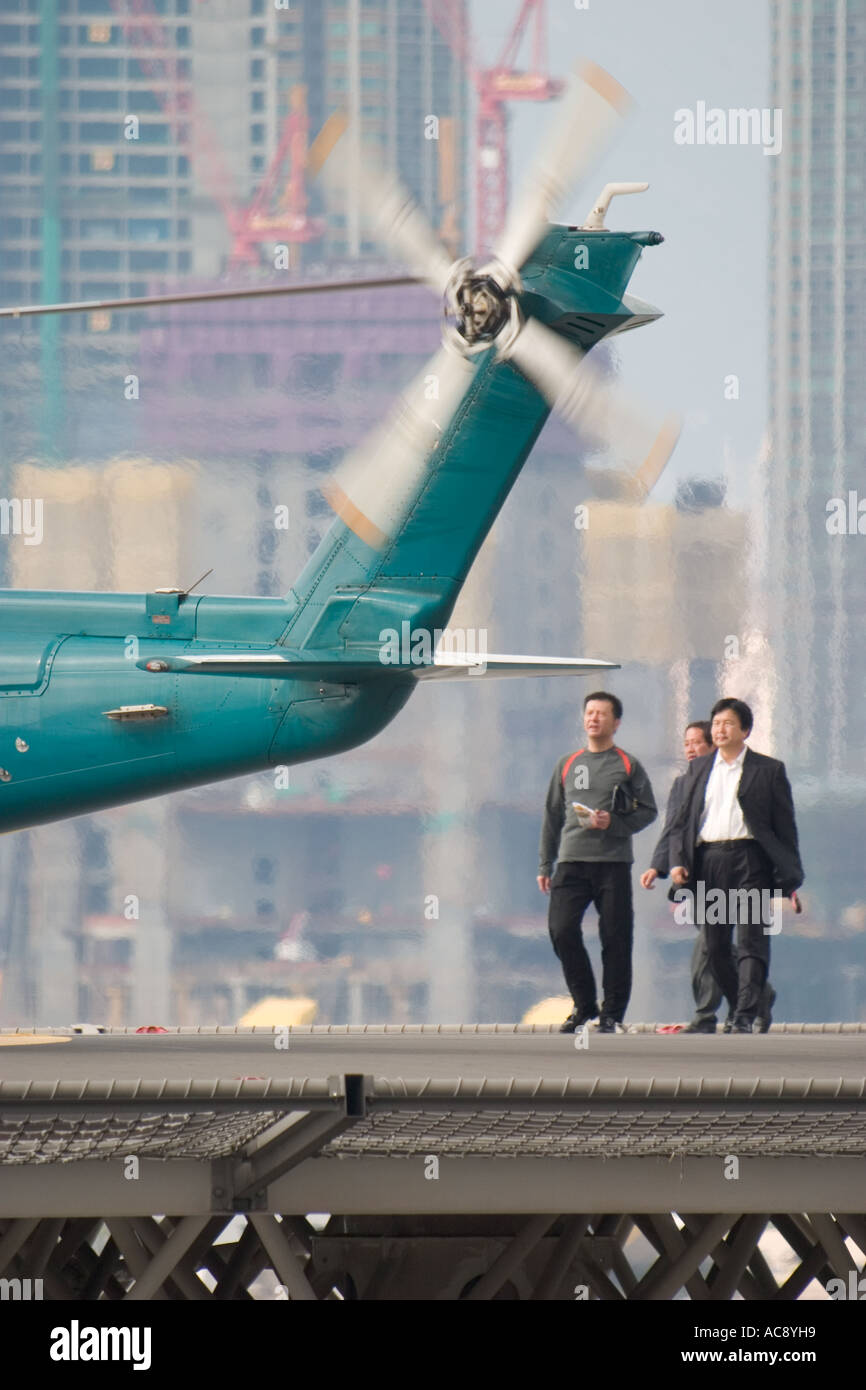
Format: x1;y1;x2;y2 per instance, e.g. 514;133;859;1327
443;260;522;356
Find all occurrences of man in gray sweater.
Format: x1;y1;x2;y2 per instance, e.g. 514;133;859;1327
538;692;658;1033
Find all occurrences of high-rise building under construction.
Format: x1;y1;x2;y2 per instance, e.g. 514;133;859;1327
765;0;866;781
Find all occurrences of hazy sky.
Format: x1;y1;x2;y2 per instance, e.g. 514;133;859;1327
471;0;771;508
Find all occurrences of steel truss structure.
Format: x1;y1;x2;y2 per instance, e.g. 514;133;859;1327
1;1024;864;1300
2;1210;866;1301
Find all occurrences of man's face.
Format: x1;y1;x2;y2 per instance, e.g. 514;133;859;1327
584;700;620;740
711;709;747;752
683;728;711;761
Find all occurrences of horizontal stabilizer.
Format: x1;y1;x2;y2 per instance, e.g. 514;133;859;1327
137;650;618;682
413;652;620;680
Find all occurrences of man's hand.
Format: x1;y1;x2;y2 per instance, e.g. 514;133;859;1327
537;875;551;895
670;865;689;887
640;868;658;889
589;809;611;830
790;890;803;914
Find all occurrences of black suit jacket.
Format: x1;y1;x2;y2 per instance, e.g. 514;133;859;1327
649;771;687;877
668;748;804;896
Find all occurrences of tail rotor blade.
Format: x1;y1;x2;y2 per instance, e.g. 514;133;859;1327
323;344;478;550
495;60;632;277
507;317;680;500
318;134;455;297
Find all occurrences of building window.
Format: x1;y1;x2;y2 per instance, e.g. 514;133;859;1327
79;120;118;140
129;249;169;271
128;153;170;176
80;249;120;270
78;56;120;77
250;122;265;144
80;217;123;239
251;89;264;111
139;122;171;145
128;217;170;241
254;856;274;884
78;88;119;110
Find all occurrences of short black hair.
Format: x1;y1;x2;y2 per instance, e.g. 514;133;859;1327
710;697;753;734
584;691;623;721
685;719;713;745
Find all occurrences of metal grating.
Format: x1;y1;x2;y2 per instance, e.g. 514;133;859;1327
323;1106;866;1159
0;1109;281;1164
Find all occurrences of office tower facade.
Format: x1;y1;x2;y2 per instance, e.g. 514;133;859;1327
0;0;467;311
766;0;866;781
0;0;195;314
272;0;468;261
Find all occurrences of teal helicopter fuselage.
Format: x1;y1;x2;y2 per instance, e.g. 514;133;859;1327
0;226;664;833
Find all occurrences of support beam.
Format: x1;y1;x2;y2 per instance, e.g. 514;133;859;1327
531;1215;590;1300
213;1222;263;1300
705;1215;768;1302
129;1216;214;1301
0;1219;39;1275
633;1215;711;1301
106;1219;168;1301
773;1239;828;1301
836;1213;866;1262
611;1245;639;1297
49;1219;101;1275
806;1213;860;1282
744;1241;781;1298
231;1080;367;1203
248;1214;318;1301
463;1215;557;1301
573;1254;624;1301
771;1214;836;1292
680;1212;765;1302
81;1236;124;1302
22;1218;63;1276
634;1214;731;1301
123;1215;209;1301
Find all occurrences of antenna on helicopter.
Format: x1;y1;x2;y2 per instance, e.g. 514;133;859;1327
579;182;649;230
154;568;213;600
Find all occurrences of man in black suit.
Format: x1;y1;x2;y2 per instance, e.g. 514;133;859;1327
642;720;726;1032
642;720;776;1033
668;698;803;1034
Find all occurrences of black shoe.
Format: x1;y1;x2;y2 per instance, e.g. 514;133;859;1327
597;1015;617;1034
755;987;776;1034
731;1016;755;1034
559;1004;599;1034
722;1014;734;1034
683;1020;716;1034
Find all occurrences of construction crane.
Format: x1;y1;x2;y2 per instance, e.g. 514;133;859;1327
426;0;564;256
108;0;324;272
228;86;326;270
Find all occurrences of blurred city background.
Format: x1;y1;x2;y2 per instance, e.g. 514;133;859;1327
0;0;862;1027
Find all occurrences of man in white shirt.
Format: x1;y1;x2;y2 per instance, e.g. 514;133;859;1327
668;698;803;1034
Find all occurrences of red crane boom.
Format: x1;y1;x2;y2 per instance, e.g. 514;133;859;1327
426;0;564;255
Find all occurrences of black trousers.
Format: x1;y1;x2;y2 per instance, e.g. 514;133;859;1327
691;926;726;1024
547;861;634;1022
694;841;775;1023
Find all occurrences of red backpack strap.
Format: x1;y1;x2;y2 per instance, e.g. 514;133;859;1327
614;746;632;776
561;749;586;785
